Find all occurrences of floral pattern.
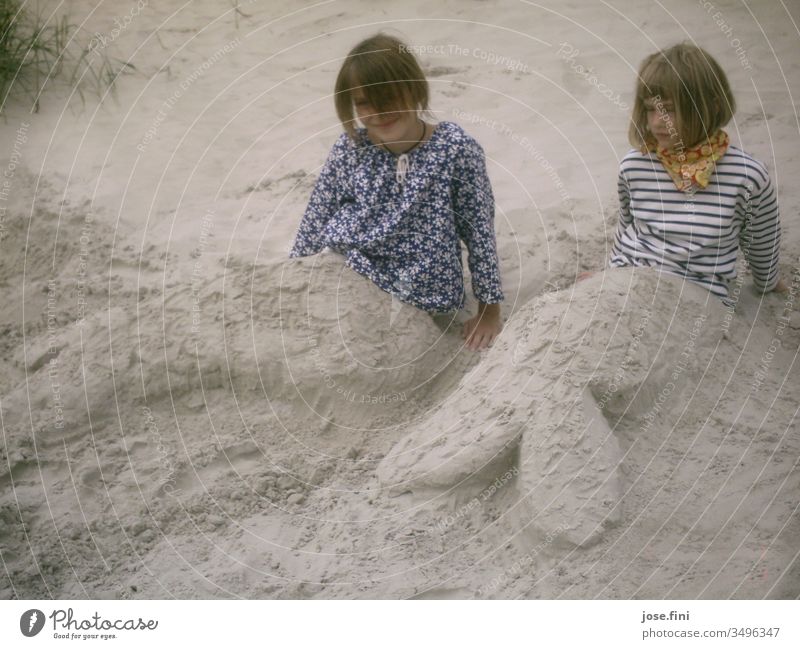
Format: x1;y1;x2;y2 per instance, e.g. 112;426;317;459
289;121;504;313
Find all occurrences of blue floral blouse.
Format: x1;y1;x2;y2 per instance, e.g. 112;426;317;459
288;121;504;313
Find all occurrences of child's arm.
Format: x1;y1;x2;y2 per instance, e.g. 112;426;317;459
610;170;633;263
452;139;504;350
738;168;781;293
289;135;353;257
578;170;631;282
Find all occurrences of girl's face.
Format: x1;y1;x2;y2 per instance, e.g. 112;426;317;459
351;88;418;145
644;96;680;149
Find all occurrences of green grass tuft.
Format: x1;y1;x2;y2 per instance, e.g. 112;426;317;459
0;0;121;113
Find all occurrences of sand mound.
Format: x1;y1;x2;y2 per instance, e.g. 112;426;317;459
1;249;472;452
377;268;727;547
0;245;477;596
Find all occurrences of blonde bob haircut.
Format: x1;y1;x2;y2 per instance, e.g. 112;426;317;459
629;43;736;150
334;33;429;139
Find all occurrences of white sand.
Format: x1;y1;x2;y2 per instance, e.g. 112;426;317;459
1;0;798;599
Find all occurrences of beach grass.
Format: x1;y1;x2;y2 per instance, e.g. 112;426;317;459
0;0;120;113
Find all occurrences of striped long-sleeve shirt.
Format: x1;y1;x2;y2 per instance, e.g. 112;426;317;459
610;146;781;302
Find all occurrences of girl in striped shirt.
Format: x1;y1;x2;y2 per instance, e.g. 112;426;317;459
606;43;786;302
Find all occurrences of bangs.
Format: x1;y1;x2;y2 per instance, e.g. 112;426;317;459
340;61;413;114
636;55;682;105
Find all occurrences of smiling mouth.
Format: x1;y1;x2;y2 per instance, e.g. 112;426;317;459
376;117;399;128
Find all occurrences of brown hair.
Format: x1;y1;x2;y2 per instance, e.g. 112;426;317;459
629;43;736;150
334;33;429;138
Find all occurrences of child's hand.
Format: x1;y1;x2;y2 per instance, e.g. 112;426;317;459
771;278;789;293
462;303;502;351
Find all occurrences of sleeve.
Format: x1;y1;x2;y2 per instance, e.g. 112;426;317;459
739;169;781;292
609;168;633;266
289;135;353;257
452;139;504;304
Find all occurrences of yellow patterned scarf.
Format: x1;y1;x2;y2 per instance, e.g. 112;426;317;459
645;130;729;193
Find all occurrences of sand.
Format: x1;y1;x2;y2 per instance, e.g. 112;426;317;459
0;0;798;599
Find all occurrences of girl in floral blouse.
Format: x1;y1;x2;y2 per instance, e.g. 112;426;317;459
289;33;504;350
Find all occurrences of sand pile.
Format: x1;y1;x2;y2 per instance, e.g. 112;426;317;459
1;243;464;431
0;209;479;597
378;268;727;547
